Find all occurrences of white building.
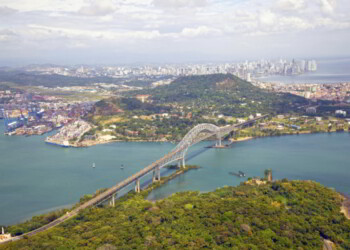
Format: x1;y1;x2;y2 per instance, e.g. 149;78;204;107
306;107;317;114
335;110;347;117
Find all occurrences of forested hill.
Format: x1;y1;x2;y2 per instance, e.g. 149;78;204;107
139;74;308;116
2;180;349;249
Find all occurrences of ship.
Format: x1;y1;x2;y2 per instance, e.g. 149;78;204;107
238;171;246;177
229;171;245;177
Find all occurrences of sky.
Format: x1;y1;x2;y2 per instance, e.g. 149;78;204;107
0;0;349;65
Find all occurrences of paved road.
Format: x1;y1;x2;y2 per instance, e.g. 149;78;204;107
1;115;267;244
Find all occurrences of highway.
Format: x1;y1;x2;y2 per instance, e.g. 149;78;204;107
1;115;267;244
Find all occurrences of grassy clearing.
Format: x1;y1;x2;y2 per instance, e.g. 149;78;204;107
95;115;129;126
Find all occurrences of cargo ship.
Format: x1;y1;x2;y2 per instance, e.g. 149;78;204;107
229;171;246;177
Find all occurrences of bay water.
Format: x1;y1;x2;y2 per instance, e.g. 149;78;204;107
257;58;350;84
1;121;350;225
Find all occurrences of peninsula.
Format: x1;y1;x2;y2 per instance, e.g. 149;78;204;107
1;178;349;249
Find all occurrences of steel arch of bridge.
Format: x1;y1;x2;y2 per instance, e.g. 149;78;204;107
137;116;265;175
172;123;220;152
164;123;222;168
0;116;268;243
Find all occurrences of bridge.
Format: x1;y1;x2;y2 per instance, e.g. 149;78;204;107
2;115;267;243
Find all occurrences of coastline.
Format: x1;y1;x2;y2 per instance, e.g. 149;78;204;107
145;165;201;200
46;129;350;148
340;193;350;220
3;173;348;245
229;136;254;143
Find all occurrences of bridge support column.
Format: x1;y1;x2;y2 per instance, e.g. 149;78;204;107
157;167;161;181
216;131;222;147
177;160;181;169
217;137;222;147
135;179;140;193
112;195;115;207
182;157;185;168
152;169;156;182
152;167;161;182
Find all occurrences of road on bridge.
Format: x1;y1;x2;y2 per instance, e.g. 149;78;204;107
1;115;268;244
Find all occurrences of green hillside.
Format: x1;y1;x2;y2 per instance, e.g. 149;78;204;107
2;180;349;249
139;74;308;117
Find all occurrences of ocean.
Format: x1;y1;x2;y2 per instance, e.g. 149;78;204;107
256;58;350;84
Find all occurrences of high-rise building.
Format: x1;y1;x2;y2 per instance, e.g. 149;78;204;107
306;60;317;72
299;60;306;72
310;60;317;71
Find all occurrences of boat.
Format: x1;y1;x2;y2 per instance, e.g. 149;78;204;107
120;164;124;169
229;171;245;177
238;171;246;177
92;163;95;168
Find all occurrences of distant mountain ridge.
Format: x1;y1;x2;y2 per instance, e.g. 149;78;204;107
0;70;153;88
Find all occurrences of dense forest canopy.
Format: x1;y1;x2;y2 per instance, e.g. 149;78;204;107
136;74;309;116
89;97;171;117
2;180;349;249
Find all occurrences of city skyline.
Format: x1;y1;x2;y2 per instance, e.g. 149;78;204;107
0;0;350;65
15;58;318;81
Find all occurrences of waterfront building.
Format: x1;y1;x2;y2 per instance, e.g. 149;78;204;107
335;110;347;117
291;125;301;130
0;227;11;243
135;95;151;103
306;107;317;114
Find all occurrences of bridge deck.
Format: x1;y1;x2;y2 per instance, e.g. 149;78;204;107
3;115;267;243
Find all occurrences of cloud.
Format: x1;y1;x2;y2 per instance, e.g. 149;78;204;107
0;0;85;12
67;41;89;49
0;29;18;42
0;0;349;64
0;6;18;16
277;16;313;31
181;26;222;38
315;17;350;29
277;0;305;11
319;0;336;14
259;10;277;26
26;24;165;42
153;0;207;9
78;0;116;16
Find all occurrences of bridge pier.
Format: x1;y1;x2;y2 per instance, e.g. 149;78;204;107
216;137;222;147
135;179;140;193
109;193;117;207
182;157;185;168
177;160;181;169
152;167;161;182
